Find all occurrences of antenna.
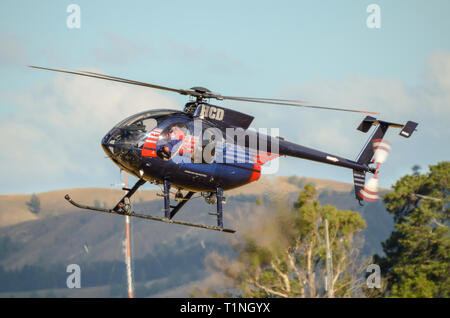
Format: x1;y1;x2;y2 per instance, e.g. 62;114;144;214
324;219;334;298
123;172;134;298
112;170;134;298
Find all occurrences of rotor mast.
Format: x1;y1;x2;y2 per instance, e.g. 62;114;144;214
183;86;218;115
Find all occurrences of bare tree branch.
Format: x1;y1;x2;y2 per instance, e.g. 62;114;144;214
249;278;289;298
271;259;291;294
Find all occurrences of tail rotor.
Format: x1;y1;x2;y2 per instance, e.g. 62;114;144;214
359;139;391;202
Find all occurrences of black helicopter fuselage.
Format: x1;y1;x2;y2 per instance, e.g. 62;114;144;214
101;103;371;192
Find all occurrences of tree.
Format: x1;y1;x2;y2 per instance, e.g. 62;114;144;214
412;165;421;176
375;161;449;297
196;184;368;298
26;193;41;215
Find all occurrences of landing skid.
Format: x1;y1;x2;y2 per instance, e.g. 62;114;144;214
64;194;235;233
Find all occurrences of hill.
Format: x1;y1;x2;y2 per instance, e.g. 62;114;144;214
0;176;394;297
0;175;366;228
0;188;161;227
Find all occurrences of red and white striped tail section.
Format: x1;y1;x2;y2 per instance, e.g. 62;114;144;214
141;128;162;157
359;139;391;202
373;139;391;164
359;175;379;202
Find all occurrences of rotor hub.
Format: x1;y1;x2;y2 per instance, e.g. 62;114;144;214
190;86;211;95
183;87;213;114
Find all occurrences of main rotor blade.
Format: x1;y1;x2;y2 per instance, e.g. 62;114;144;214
28;65;191;95
222;96;307;104
29;65;379;114
221;96;379;115
77;70;198;95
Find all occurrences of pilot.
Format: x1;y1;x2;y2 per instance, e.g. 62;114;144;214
157;126;185;160
169;126;185;141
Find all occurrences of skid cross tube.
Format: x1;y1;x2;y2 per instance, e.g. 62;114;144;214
169;191;195;219
113;178;146;212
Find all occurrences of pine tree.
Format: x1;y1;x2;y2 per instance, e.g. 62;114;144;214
26;193;41;215
375;161;450;297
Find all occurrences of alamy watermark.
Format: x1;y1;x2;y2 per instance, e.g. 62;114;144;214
66;264;81;288
66;4;81;29
366;4;381;29
162;119;281;174
366;264;381;288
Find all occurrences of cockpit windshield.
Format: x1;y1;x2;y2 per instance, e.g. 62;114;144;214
102;109;187;172
114;109;182;130
106;109;183;150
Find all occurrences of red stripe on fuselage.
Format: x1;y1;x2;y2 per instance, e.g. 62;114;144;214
249;164;261;183
142;148;157;157
141;129;161;158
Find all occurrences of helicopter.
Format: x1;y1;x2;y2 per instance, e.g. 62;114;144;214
30;66;418;233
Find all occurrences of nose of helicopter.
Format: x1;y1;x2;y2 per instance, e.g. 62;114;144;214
101;127;141;159
101;129;115;159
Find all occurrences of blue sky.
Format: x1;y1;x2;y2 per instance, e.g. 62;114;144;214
1;0;449;194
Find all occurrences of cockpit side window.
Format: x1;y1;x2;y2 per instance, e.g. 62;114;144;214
156;122;191;160
142;118;158;132
125;118;158;133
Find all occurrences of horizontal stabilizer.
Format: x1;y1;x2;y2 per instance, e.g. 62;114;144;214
399;121;418;138
357;116;377;133
356;117;418;166
357;116;407;134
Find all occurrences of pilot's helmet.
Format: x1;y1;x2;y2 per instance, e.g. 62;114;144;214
170;126;185;140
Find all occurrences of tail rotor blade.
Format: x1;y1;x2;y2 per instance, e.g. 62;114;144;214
359;138;391;202
373;139;391;164
359;175;379;202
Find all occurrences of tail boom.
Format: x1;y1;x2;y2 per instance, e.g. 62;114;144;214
277;115;417;203
279;140;371;172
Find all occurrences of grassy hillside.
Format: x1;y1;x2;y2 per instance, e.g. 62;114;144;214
0;176;394;297
0;176;368;228
0;194;39;227
0;188;161;227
